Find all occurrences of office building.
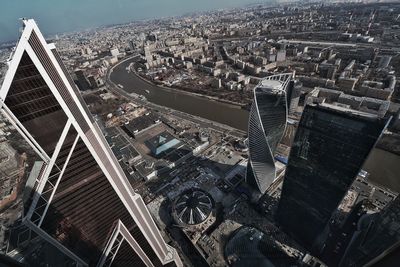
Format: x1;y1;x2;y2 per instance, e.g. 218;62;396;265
286;79;302;115
110;48;120;57
0;19;181;267
129;40;135;51
339;196;400;266
276;103;388;251
74;69;90;91
246;73;292;194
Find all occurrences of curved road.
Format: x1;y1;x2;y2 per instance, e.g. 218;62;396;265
109;56;249;131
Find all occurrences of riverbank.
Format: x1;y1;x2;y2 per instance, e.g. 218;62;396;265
131;65;248;109
107;55;250;131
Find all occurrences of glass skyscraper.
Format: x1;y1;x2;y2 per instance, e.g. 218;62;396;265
0;19;181;267
339;195;400;266
246;73;292;194
276;103;388;252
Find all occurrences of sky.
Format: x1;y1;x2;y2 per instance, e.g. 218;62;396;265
0;0;267;43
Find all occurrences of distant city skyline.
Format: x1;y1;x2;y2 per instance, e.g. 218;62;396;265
0;0;269;43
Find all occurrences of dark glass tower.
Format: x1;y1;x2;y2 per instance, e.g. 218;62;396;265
0;19;181;267
246;73;292;194
276;103;388;251
339;196;400;267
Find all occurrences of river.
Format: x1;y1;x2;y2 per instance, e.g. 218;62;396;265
109;57;400;192
109;57;249;131
363;148;400;193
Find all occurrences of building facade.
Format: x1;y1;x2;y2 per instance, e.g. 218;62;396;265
0;19;181;267
339;195;400;267
246;73;292;194
276;103;388;251
286;79;302;115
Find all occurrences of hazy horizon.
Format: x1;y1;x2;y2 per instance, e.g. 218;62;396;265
0;0;274;43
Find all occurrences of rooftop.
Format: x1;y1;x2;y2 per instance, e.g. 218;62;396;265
311;102;380;120
146;131;182;156
259;79;284;90
172;189;214;226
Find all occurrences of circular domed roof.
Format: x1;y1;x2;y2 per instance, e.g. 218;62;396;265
173;189;214;226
